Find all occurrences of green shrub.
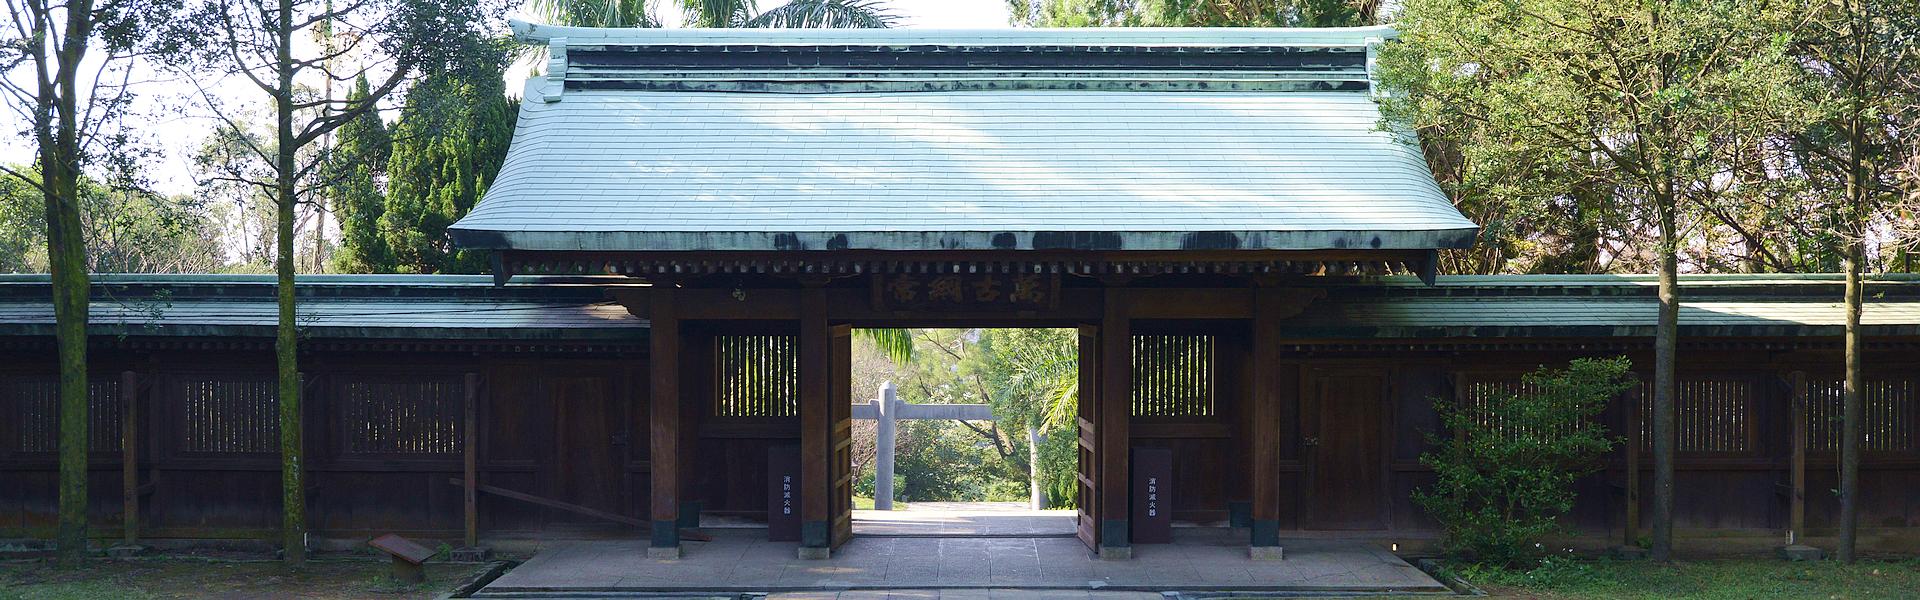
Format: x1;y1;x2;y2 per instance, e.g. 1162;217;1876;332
1415;357;1634;566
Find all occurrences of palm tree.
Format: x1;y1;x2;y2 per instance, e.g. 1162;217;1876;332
857;328;915;365
529;0;899;28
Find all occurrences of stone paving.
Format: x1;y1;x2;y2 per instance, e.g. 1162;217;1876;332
853;502;1077;537
477;527;1447;595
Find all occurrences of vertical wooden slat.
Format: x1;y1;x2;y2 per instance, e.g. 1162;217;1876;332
464;372;479;549
1789;371;1807;544
120;371;138;547
1624;383;1641;548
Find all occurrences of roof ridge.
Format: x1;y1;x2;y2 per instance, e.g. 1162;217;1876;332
511;20;1399;48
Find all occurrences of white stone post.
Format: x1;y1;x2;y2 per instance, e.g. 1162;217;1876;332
874;382;897;511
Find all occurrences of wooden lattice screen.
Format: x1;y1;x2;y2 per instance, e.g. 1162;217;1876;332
1;376;122;454
1807;377;1918;453
178;378;278;454
1458;377;1557;440
338;378;464;454
1638;379;1754;453
1130;334;1215;417
716;334;799;418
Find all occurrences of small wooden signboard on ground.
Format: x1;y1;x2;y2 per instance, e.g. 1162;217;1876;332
368;533;434;584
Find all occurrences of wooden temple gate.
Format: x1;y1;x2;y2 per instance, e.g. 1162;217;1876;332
603;257;1355;560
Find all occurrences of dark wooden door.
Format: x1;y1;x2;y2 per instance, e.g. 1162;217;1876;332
828;325;854;547
1303;369;1388;530
1075;325;1100;550
551;375;626;523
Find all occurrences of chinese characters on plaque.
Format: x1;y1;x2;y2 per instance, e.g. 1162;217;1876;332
1131;447;1173;543
768;446;801;541
871;272;1060;311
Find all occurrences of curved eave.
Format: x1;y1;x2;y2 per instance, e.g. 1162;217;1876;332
511;20;1399;48
447;228;1481;252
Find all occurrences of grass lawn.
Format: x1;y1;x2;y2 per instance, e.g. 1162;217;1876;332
852;496;905;510
1458;556;1920;599
0;558;489;600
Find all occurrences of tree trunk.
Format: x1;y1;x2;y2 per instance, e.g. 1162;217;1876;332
1028;425;1045;510
46;101;90;571
1837;10;1868;561
1651;192;1679;562
275;0;306;566
41;4;96;566
1839;241;1863;562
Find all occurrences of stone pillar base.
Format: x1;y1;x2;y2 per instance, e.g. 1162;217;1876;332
797;546;831;560
1777;544;1824;561
1097;545;1132;560
1249;545;1285;561
646;545;681;560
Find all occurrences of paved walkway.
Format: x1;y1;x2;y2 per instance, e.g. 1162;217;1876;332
854;502;1077;537
476;528;1446;596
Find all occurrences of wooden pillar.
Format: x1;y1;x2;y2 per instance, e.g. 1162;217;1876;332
1097;287;1132;559
1248;289;1284;556
120;370;138;547
1624;385;1641;549
1789;370;1808;544
647;283;682;558
797;283;832;559
463;372;479;549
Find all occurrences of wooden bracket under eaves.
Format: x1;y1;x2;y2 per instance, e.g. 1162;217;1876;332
543;38;568;103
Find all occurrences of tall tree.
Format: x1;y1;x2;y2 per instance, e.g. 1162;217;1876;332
1790;0;1920;562
325;75;395;273
1377;0;1804;561
381;50;516;274
168;0;503;564
0;0;170;567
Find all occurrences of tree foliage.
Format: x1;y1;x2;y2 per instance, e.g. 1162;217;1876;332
530;0;899;28
1006;0;1370;28
380;48;517;274
1415;357;1634;567
325;76;395;274
0;170;223;273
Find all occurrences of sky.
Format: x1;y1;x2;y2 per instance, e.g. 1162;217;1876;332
0;0;1017;196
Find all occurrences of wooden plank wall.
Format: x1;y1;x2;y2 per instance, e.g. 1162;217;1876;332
0;349;645;541
1;342;1917;543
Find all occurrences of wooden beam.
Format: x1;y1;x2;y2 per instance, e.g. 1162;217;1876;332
120;370;138;547
1249;289;1284;552
1097;287;1132;558
1127;288;1254;319
648;284;681;555
463;372;479;549
1789;370;1807;544
798;283;832;557
445;479;715;542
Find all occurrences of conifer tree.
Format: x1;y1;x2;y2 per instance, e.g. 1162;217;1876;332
381;48;516;274
327;75;395;273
